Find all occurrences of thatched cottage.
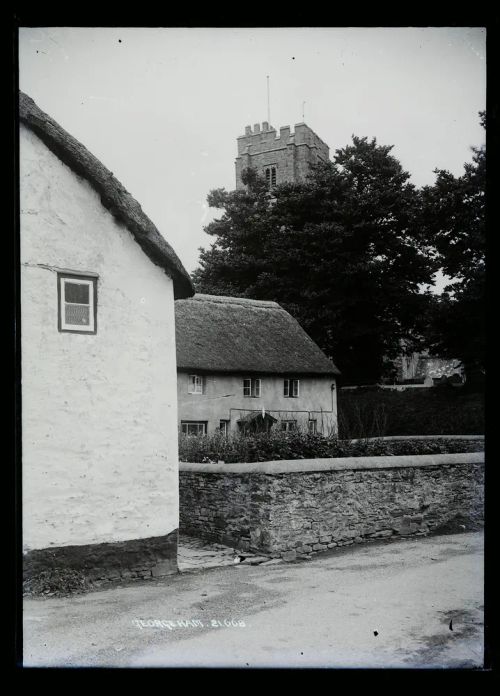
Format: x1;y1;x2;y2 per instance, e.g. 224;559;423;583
175;294;340;436
20;92;194;583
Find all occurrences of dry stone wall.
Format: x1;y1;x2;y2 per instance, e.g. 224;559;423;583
179;454;484;559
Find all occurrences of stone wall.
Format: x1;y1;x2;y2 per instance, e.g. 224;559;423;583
235;121;329;189
23;530;179;589
179;454;484;559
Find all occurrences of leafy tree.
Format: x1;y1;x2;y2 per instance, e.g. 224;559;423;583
419;112;485;382
193;137;436;383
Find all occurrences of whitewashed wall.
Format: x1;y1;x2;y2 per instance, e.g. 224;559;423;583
178;372;338;435
20;125;180;551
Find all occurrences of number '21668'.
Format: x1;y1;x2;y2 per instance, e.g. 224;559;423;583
211;619;246;628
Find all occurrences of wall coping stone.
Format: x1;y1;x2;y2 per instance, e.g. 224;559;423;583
345;435;484;443
180;452;484;475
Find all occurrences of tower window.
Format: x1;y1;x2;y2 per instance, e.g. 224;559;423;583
265;166;277;189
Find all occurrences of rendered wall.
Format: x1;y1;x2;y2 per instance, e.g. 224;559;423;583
21;125;180;554
177;372;337;434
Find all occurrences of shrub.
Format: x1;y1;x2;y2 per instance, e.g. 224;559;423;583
178;430;484;464
23;568;92;597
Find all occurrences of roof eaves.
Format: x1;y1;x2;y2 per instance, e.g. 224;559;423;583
19;91;194;299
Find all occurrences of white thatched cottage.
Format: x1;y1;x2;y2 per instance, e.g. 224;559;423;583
20;92;194;583
175;294;340;436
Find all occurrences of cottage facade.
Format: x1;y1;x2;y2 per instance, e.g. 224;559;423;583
20;92;194;581
175;295;340;436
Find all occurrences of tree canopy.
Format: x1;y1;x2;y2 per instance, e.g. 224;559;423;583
419;112;485;380
193;136;436;383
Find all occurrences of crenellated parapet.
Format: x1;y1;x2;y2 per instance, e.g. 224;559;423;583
235;121;330;189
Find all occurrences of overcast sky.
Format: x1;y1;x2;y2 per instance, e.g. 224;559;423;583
19;26;486;275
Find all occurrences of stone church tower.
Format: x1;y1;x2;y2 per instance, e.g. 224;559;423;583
235;121;330;190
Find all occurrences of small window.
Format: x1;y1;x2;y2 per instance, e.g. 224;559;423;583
243;378;261;397
181;421;207;436
281;420;297;432
219;420;230;436
58;274;97;334
188;374;203;394
308;420;317;434
284;379;300;397
264;166;277;189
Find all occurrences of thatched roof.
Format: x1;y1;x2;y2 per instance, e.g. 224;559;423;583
19;92;194;300
175;294;340;375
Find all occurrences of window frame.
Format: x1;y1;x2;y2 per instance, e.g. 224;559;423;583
281;420;297;432
243;377;261;398
264;165;277;189
308;419;317;434
188;374;204;395
219;419;230;436
181;421;208;436
284;378;300;398
57;273;97;334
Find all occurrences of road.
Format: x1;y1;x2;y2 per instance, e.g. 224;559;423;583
23;532;484;668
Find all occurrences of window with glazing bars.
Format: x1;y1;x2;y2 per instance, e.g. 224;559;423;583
243;378;261;397
58;274;97;334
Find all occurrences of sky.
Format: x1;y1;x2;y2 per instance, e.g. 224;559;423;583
18;26;486;275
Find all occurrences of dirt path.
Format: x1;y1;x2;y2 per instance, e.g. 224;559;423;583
23;532;484;668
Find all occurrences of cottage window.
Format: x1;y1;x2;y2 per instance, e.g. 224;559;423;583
188;374;204;394
181;421;207;436
308;419;317;434
281;420;297;432
243;378;261;397
284;379;300;398
219;419;230;435
58;274;97;334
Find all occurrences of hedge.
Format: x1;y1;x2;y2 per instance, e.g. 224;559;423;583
178;430;484;464
337;384;484;438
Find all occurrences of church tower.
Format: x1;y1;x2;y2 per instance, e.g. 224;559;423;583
235;121;330;190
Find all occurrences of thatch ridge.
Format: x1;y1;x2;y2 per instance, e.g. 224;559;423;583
191;293;280;309
175;294;340;375
19;91;194;300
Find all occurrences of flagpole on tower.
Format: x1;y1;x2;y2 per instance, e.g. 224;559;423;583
267;75;271;124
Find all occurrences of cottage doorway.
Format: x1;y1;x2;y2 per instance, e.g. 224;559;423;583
237;411;277;434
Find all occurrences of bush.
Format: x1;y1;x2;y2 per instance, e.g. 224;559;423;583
23;568;92;597
179;429;484;464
